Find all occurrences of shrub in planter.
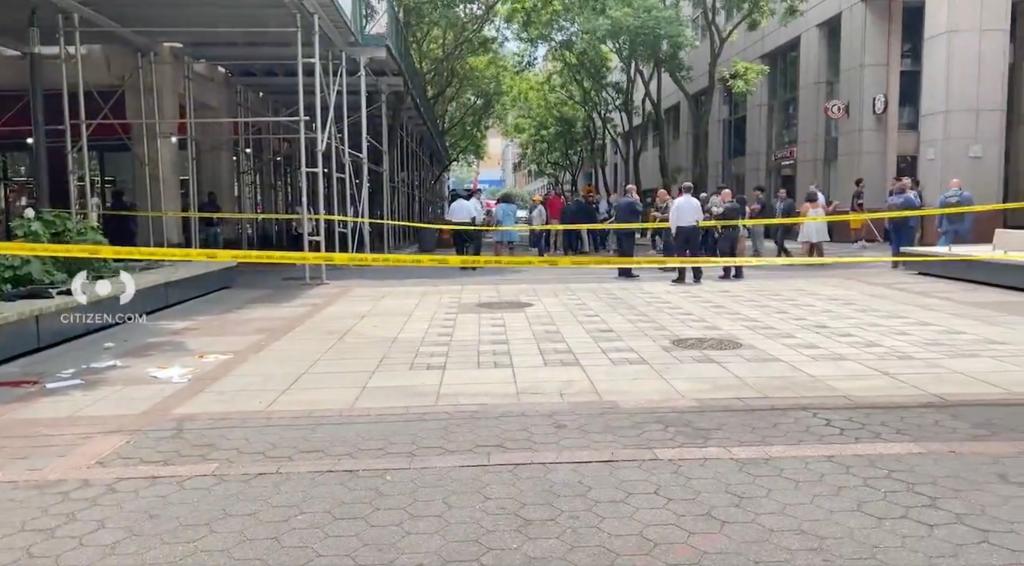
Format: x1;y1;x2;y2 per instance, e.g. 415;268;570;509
0;210;114;293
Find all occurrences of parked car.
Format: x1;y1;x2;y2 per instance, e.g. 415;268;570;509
516;209;529;224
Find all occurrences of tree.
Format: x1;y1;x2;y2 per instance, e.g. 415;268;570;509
666;0;805;190
396;0;515;176
504;70;591;192
597;0;693;189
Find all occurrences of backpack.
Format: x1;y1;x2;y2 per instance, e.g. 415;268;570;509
939;189;968;224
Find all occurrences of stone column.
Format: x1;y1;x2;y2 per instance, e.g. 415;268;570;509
707;90;724;190
837;0;893;208
796;26;825;196
745;66;770;192
918;0;1012;206
1007;4;1024;226
148;48;183;246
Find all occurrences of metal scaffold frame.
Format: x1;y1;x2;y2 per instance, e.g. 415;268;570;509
35;0;446;283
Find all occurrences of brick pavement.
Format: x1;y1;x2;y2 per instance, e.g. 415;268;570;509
2;263;1024;564
2;450;1024;565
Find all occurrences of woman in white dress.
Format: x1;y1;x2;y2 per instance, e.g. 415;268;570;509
797;190;830;257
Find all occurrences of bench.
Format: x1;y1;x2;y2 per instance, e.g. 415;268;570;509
993;229;1024;252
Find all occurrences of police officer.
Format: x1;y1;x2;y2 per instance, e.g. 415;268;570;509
715;189;745;280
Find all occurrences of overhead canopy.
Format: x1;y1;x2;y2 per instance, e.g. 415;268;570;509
1;0;446;161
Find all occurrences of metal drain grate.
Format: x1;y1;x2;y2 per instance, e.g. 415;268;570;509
671;337;744;351
476;301;534;311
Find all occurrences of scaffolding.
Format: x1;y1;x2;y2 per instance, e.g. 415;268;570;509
5;0;447;283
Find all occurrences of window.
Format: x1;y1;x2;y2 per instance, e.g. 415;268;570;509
666;103;681;141
724;92;747;159
899;4;924;130
823;19;841;195
896;155;918;179
769;42;800;149
824;19;841;140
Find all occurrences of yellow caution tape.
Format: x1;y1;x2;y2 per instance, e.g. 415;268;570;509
43;201;1024;232
3;242;1022;269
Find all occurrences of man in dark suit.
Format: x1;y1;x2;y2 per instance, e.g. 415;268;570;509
612;185;643;278
773;188;797;257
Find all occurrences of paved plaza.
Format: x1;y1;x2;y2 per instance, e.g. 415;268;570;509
1;257;1024;564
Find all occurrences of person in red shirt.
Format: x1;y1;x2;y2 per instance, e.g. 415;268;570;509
543;189;566;253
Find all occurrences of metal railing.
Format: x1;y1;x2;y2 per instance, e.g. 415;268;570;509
355;0;447;161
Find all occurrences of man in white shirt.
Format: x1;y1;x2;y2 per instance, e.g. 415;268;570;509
669;182;704;285
446;192;477;259
468;189;485;256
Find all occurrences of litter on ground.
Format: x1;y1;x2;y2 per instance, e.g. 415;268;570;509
45;379;85;389
147;366;195;383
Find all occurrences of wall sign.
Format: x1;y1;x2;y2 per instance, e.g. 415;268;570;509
872;94;888;115
772;146;797;162
824;99;849;120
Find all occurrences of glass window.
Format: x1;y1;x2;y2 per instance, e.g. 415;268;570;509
769;41;800;149
824;19;841;144
899;71;922;130
724;92;747;159
666;103;681;141
899;4;924;131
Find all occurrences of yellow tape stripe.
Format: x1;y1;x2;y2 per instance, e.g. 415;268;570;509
3;242;1022;269
42;201;1024;232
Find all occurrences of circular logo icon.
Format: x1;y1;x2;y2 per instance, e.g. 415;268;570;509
824;99;849;120
873;94;888;115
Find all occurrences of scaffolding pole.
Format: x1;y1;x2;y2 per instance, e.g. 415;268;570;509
327;50;340;254
296;13;310;284
234;86;246;250
381;89;390;254
72;14;93;222
57;16;76;218
312;13;327;283
184;58;200;248
341;54;354;253
137;52;155;246
359;55;370;251
148;51;168;247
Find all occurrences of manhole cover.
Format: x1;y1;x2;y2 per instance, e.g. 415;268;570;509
671;337;743;351
476;301;534;311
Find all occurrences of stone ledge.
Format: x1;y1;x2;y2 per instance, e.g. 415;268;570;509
0;261;236;362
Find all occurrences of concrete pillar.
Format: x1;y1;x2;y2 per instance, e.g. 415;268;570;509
918;0;1012;205
191;65;236;243
837;0;893;208
1008;3;1024;226
707;90;724;190
746;69;770;192
796;26;825;197
148;48;183;246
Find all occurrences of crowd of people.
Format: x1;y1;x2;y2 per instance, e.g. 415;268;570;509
445;176;976;276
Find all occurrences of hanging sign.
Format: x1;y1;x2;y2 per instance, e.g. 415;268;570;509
872;94;888;115
824;99;849;120
772;146;797;162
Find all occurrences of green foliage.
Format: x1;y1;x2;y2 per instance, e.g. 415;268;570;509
719;60;770;95
396;0;516;168
0;212;113;294
498;189;531;208
504;70;590;188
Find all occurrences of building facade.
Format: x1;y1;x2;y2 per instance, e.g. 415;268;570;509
607;0;1024;234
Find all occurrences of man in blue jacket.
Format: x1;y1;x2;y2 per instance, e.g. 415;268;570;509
612;185;644;278
936;179;975;247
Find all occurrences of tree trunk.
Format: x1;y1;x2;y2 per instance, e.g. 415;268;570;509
598;160;610;198
631;133;643;192
688;96;711;193
621;138;632;187
656;75;671;189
